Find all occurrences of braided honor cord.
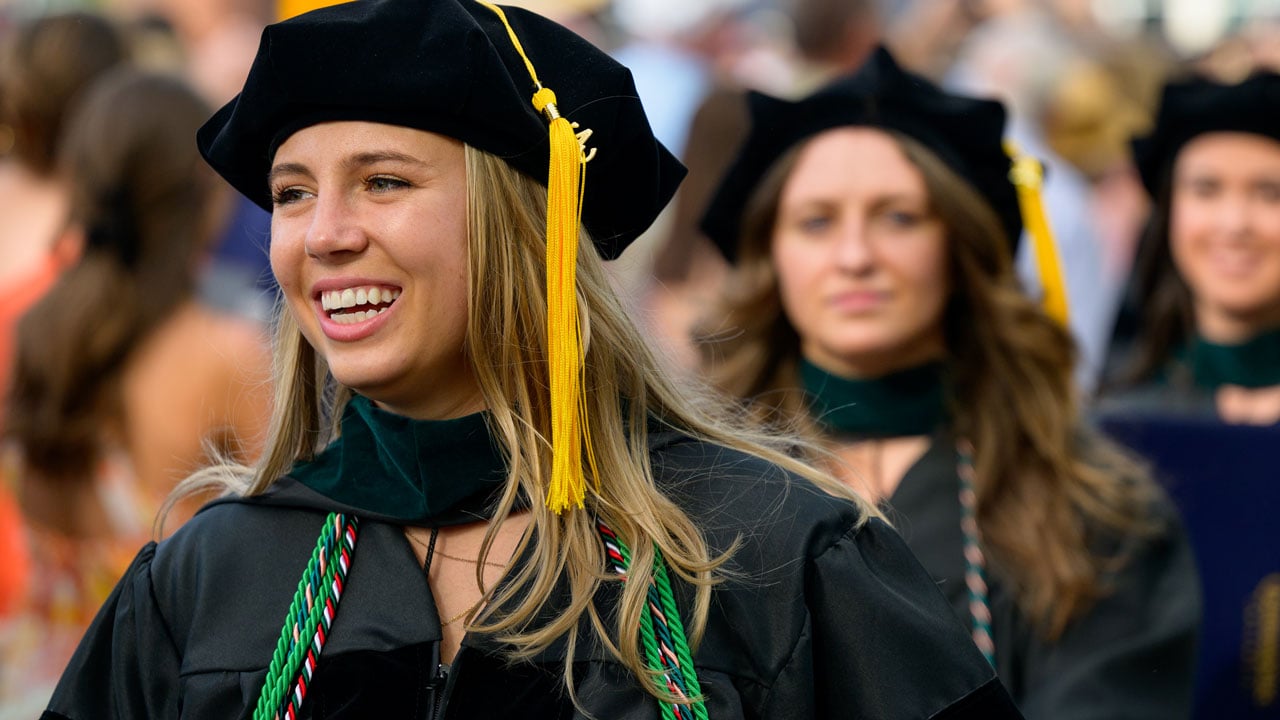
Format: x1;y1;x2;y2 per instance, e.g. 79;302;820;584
598;520;708;720
956;440;995;666
253;512;360;720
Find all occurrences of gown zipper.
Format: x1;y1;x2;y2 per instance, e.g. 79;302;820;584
428;660;449;720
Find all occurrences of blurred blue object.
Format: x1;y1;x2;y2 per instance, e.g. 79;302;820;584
200;194;275;323
1099;414;1280;720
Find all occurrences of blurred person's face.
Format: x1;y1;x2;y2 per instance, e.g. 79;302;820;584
269;121;483;419
771;127;949;379
1171;132;1280;342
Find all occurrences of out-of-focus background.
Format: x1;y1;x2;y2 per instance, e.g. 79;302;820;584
0;1;1277;718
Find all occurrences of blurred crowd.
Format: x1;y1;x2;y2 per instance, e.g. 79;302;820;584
0;0;1277;717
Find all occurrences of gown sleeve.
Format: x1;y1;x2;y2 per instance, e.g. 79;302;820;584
1015;508;1201;720
778;516;1024;719
41;542;183;720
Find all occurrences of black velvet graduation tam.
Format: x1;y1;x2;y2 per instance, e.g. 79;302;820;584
196;0;684;259
700;46;1021;263
1132;71;1280;198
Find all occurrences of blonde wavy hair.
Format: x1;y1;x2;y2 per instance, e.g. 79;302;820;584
695;131;1161;639
170;144;870;704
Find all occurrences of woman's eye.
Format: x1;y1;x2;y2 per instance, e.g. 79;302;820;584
797;215;832;234
884;210;922;227
1183;178;1221;199
1255;181;1280;203
271;187;311;206
366;175;410;193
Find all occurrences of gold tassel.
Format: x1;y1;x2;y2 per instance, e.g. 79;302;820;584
1005;141;1069;326
276;0;346;20
481;2;597;513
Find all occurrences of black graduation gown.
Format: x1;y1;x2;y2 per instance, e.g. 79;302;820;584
884;435;1201;719
1095;373;1219;422
1097;350;1280;425
43;430;1023;719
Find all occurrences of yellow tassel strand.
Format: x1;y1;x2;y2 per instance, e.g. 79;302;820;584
275;0;345;20
1005;141;1070;326
481;2;598;513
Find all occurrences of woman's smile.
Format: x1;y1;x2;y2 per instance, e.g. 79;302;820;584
313;281;404;340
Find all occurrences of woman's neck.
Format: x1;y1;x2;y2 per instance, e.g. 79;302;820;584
0;161;69;288
1195;303;1280;345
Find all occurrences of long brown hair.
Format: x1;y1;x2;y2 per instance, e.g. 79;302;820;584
7;70;222;482
174;143;872;703
0;12;129;173
1108;170;1196;387
696;131;1160;638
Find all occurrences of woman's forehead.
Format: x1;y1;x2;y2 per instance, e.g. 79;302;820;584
274;122;462;158
783;129;925;199
1176;131;1280;172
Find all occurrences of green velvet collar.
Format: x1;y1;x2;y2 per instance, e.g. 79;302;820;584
288;395;508;525
800;357;949;438
1186;325;1280;390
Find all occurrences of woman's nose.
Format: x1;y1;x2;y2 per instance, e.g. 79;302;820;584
831;220;874;272
304;191;369;260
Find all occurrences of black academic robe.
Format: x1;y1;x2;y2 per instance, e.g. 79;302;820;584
1095;376;1219;422
1097;349;1280;425
885;434;1201;719
43;430;1023;719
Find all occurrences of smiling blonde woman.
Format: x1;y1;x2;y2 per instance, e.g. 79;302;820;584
40;3;1022;719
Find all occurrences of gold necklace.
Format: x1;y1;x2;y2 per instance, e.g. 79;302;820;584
442;599;483;627
435;548;507;570
406;530;494;628
406;530;507;570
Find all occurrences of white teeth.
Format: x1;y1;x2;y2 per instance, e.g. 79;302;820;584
319;286;401;311
330;306;389;325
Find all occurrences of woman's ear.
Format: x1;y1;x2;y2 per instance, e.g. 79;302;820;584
50;223;85;268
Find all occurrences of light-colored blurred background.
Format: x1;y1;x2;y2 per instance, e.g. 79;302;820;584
0;1;1276;715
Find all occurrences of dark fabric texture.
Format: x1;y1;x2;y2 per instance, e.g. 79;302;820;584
885;434;1202;720
195;0;684;259
700;46;1021;262
288;395;508;525
1132;70;1280;197
800;357;949;438
1095;360;1221;422
43;431;1023;719
1096;329;1280;422
1182;326;1280;390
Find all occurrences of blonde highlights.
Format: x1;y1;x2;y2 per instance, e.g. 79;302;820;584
173;142;869;703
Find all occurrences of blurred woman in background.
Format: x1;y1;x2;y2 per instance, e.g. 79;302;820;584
696;47;1200;718
1103;71;1280;426
0;68;271;715
0;4;129;643
0;11;129;410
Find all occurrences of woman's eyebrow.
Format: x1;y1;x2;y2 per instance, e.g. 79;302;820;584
267;161;311;185
268;151;430;185
341;150;428;172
